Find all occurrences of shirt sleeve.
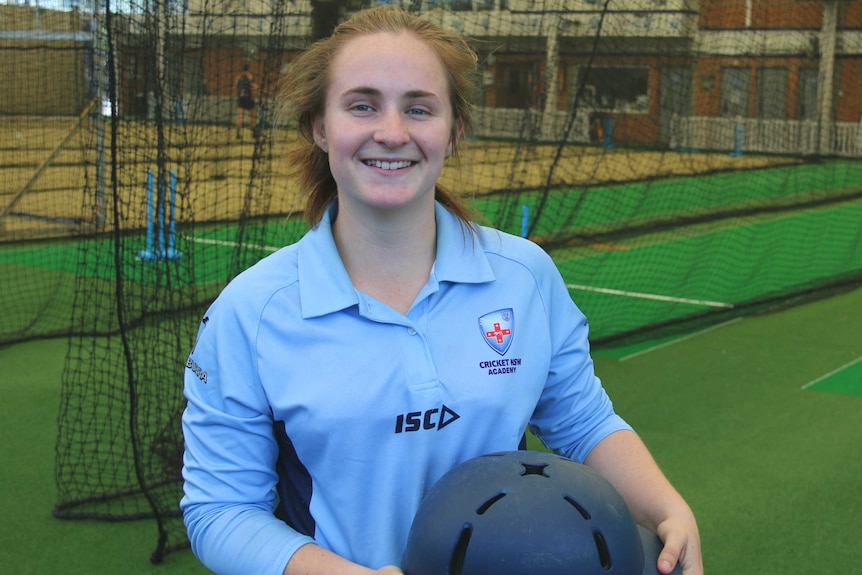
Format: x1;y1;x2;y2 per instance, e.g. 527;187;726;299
527;250;633;463
180;294;316;575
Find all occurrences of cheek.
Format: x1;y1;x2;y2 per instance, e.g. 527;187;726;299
439;130;458;159
417;125;457;157
323;121;366;157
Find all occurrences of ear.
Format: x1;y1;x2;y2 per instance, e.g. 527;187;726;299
447;118;465;157
312;115;328;153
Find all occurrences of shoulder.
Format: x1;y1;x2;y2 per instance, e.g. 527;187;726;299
470;224;575;317
215;244;300;313
474;224;558;275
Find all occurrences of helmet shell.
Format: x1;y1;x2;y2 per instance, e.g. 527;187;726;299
402;450;645;575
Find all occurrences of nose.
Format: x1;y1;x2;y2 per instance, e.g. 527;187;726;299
373;109;410;147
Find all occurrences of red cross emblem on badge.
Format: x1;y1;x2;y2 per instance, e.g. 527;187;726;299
478;308;514;356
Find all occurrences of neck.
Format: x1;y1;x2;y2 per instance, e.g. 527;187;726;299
332;200;437;314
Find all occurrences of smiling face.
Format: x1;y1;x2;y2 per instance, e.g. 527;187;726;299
312;30;459;220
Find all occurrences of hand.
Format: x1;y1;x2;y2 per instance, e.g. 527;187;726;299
583;431;703;575
655;515;703;575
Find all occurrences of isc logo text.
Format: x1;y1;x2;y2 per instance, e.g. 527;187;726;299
394;405;460;433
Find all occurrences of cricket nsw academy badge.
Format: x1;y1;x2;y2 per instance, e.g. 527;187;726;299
479;308;514;356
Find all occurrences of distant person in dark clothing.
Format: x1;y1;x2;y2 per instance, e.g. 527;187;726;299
236;64;258;137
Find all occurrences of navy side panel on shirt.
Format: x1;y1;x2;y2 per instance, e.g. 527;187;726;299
273;420;315;537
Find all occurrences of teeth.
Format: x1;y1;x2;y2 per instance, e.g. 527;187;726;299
366;160;412;170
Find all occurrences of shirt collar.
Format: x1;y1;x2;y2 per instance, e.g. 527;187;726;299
298;201;495;319
431;201;495;285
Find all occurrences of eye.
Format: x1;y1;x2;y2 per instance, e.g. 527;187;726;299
350;103;375;113
406;106;431;117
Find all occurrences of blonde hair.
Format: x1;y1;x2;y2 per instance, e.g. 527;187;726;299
277;5;480;226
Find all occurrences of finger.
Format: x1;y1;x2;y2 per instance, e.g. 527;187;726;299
655;530;684;575
658;534;703;575
657;548;679;575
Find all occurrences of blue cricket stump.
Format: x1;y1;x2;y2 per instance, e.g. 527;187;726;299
139;169;182;261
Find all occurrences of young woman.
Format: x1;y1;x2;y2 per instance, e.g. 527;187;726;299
181;6;702;575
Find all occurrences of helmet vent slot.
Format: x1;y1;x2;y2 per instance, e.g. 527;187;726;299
563;495;591;520
448;523;473;575
475;491;506;515
593;529;612;570
519;462;549;477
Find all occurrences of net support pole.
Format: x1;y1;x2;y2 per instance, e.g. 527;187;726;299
167;170;180;258
601;117;615;150
818;0;838;155
540;14;561;141
729;121;744;157
94;2;107;231
142;170;154;257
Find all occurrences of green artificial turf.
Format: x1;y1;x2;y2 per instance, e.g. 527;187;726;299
3;287;861;574
4;160;861;345
0;337;208;575
803;357;862;397
593;285;862;575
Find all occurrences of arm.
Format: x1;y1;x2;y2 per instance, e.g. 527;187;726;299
181;297;316;574
585;430;703;575
183;292;403;575
284;544;402;575
524;250;701;573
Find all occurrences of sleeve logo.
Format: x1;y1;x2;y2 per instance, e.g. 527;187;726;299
478;308;514;356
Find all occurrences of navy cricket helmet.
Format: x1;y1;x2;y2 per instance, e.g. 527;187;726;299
402;450;676;575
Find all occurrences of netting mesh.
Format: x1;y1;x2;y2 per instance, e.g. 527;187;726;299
1;0;861;562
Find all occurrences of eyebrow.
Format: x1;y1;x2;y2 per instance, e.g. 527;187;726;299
341;86;441;101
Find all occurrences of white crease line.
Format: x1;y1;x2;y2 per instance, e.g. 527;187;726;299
801;356;862;390
618;318;744;361
566;284;734;309
181;234;280;253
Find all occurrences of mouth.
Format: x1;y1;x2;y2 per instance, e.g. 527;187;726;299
363;160;415;170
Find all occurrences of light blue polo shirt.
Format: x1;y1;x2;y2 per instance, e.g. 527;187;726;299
181;201;631;574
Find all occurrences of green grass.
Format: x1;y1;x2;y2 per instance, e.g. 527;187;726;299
3;286;861;574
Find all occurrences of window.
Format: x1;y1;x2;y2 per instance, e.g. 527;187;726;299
445;0;474;11
425;0;498;10
756;67;788;120
345;0;372;11
720;67;750;118
496;62;538;109
797;68;818;121
578;66;649;112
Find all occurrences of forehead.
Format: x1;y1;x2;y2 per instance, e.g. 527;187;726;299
328;31;449;96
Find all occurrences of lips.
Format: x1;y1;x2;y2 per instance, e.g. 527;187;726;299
364;159;415;170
